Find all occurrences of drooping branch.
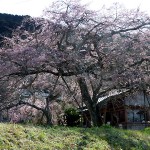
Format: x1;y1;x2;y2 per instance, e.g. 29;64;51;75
0;102;22;111
0;100;45;113
19;101;45;112
111;22;150;35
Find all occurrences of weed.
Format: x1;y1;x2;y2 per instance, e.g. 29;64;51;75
0;123;149;150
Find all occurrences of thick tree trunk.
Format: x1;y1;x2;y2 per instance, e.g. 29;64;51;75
88;103;102;126
78;77;101;126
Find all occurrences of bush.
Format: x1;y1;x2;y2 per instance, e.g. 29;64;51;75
64;107;80;126
143;127;150;134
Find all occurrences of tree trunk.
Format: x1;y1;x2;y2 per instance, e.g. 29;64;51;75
44;111;52;125
89;103;102;126
45;97;52;125
78;77;101;126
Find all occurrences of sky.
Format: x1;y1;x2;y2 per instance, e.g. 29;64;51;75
0;0;150;17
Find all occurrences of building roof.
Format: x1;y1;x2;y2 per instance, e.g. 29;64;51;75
97;89;129;105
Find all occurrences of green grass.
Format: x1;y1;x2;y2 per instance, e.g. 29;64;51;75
0;123;149;150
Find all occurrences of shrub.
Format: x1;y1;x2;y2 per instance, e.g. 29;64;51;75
64;107;80;126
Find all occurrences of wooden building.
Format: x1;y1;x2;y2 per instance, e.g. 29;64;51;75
83;89;150;129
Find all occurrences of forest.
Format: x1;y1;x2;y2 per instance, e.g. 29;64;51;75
0;13;27;47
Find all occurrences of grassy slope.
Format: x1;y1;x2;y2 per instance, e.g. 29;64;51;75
0;123;149;150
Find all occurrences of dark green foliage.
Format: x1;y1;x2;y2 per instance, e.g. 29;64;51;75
142;127;150;134
0;13;27;46
64;107;80;126
0;13;25;35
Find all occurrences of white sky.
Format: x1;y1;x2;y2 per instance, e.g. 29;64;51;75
0;0;150;17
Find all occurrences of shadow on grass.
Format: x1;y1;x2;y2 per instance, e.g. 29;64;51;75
77;126;150;150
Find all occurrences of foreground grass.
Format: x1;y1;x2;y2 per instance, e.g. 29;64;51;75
0;123;149;150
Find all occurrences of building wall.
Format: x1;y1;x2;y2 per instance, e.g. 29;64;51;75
125;92;150;106
123;92;150;129
126;123;150;130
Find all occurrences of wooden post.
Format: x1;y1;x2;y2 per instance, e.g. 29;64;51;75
103;108;106;124
124;107;128;129
143;90;146;127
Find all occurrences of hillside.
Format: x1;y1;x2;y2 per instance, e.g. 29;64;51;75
0;13;28;46
0;123;149;150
